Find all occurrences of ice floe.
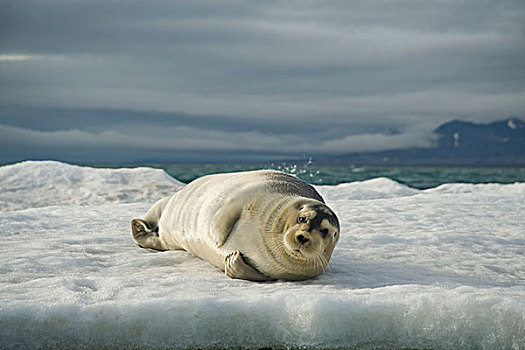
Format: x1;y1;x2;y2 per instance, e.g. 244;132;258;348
1;161;523;349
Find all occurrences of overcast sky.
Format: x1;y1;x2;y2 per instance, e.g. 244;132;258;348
1;0;524;163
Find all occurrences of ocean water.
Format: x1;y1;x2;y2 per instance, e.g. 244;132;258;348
1;161;524;349
91;162;525;189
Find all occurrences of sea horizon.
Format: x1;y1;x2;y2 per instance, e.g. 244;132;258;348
3;159;524;190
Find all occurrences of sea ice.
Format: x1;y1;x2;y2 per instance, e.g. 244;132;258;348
0;160;183;211
0;161;523;349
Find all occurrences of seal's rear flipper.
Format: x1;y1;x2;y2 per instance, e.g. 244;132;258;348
131;219;167;251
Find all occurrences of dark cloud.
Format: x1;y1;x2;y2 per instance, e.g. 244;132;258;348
1;0;524;162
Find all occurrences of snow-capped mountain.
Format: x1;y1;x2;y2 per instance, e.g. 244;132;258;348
435;118;524;157
333;118;525;166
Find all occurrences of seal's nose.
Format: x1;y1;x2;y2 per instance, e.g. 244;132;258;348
296;234;310;245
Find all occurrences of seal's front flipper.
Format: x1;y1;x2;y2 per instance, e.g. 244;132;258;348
211;200;243;247
131;219;167;251
224;251;274;281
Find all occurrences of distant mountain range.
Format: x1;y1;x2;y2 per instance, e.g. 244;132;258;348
328;118;525;166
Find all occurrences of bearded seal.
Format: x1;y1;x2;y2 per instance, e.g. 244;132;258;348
131;170;340;281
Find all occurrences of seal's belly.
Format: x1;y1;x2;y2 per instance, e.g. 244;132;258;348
157;172;261;269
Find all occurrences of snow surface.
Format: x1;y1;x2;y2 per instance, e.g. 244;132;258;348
1;161;524;349
0;161;183;211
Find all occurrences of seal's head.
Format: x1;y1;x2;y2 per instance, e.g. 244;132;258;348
282;200;340;270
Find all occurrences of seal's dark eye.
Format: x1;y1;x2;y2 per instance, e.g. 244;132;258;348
320;228;329;237
298;216;307;224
